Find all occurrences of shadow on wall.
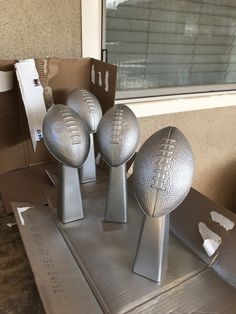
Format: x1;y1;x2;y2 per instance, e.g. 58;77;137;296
215;161;236;213
192;153;236;213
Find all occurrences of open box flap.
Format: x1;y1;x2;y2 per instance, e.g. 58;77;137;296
47;57;117;112
0;60;27;174
47;58;92;105
90;58;117;113
170;188;236;279
0;57;117;175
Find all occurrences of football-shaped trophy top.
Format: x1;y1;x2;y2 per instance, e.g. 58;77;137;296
66;88;102;133
133;127;194;218
97;104;140;167
43;104;90;168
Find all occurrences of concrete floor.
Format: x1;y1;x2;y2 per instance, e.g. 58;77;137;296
0;207;45;314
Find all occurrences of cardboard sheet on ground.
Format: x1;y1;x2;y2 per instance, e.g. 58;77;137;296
11;170;236;314
0;163;57;213
170;188;236;267
12;202;102;314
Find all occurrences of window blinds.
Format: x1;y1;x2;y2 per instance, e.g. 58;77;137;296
106;0;236;92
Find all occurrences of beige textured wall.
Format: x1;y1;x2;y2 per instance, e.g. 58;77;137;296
138;106;236;212
0;0;82;59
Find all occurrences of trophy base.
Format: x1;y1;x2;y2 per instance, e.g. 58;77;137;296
58;164;84;223
133;215;169;283
105;164;127;223
80;133;96;184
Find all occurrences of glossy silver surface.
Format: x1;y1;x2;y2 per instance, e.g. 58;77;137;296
80;133;96;183
133;127;194;283
43;104;90;168
66;89;102;133
13;179;236;314
133;215;169;282
66;89;102;182
58;164;84;223
97;104;140;167
50;186;207;314
133;126;194;218
105;164;127;223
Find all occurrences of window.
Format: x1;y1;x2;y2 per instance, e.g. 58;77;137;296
82;0;236;116
104;0;236;99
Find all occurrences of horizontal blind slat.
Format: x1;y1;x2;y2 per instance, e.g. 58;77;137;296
106;0;236;91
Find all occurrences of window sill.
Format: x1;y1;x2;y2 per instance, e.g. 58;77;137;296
115;91;236;117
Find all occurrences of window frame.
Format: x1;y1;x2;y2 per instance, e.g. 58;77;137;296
81;0;236;117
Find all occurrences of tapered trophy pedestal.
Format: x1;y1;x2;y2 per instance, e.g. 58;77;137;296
104;164;127;223
80;133;96;183
58;164;84;224
133;214;169;283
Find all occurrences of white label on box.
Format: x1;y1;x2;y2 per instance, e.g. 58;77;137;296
17;206;33;225
0;70;13;92
15;59;47;151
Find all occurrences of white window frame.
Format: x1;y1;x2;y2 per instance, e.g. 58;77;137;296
81;0;236;117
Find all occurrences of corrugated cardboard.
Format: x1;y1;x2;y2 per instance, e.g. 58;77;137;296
2;56;236;313
11;174;236;313
0;163;57;214
0;58;117;174
212;225;236;287
170;188;236;268
11;202;103;314
0;60;26;173
47;58;116;112
0;58;116;213
50;192;207;314
129;270;236;313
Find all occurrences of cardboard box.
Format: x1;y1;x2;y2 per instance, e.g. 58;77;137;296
1;57;236;313
11;183;236;314
0;58;117;175
0;58;116;212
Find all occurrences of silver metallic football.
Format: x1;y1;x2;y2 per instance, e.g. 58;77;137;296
66;89;102;133
133;127;194;218
43;104;90;168
97;104;140;167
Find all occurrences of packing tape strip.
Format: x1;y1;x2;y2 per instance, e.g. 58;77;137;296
17;206;33;225
198;222;222;257
210;211;235;231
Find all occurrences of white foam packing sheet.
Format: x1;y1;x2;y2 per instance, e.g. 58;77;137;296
15;59;47;151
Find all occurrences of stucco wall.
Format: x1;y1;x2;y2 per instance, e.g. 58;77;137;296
138;106;236;212
0;0;81;59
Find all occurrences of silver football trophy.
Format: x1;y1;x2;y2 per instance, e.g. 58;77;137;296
133;126;194;282
97;104;140;223
66;89;102;183
43;104;90;223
